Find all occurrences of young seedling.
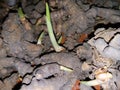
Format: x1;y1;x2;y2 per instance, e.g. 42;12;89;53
18;7;26;21
81;72;112;86
60;65;73;72
37;31;45;45
45;2;65;52
18;7;31;30
81;79;104;86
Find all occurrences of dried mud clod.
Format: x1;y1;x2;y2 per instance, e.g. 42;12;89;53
2;13;43;60
0;0;120;90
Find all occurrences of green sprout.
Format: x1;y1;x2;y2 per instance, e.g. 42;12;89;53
37;31;45;45
45;2;65;52
18;7;26;20
60;65;73;72
81;79;104;86
80;72;112;86
18;7;31;30
58;35;63;44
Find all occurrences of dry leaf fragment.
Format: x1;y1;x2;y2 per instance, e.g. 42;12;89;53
16;76;22;83
78;33;88;43
93;85;101;90
72;80;80;90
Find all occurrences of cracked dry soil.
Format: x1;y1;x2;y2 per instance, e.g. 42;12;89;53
0;0;120;90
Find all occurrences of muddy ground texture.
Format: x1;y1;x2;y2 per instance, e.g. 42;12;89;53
0;0;120;90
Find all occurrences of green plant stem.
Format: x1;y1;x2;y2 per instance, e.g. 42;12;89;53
18;7;25;19
37;31;45;45
81;79;104;86
58;35;63;44
46;3;64;52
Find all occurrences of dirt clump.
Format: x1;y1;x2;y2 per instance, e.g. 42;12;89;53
0;0;120;90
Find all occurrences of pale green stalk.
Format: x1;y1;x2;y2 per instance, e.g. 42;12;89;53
46;3;64;52
37;31;45;45
18;7;25;19
58;35;63;44
81;79;104;86
60;65;73;72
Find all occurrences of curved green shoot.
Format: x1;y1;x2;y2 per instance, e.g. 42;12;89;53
37;31;45;45
18;7;25;19
81;79;104;86
46;3;65;52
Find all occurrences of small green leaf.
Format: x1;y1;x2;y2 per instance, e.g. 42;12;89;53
46;3;50;21
18;7;25;19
